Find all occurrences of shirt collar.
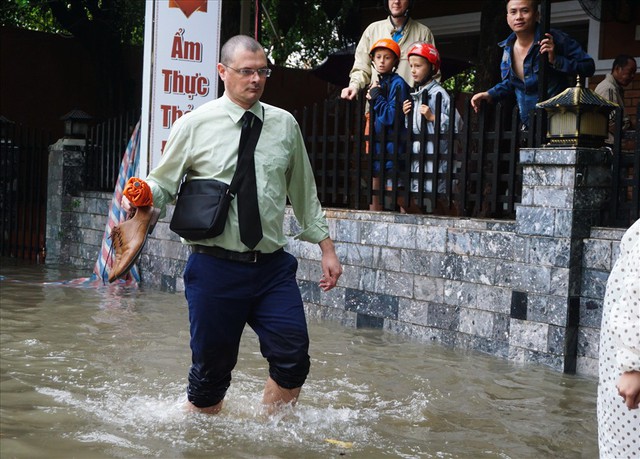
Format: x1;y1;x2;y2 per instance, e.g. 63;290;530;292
604;73;621;90
499;23;542;49
221;93;264;124
411;80;437;98
388;16;411;35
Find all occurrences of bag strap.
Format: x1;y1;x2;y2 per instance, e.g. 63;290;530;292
227;107;264;198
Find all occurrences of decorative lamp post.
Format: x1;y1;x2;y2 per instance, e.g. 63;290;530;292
536;76;617;148
60;110;92;139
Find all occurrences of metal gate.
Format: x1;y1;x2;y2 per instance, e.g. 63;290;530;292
0;119;51;262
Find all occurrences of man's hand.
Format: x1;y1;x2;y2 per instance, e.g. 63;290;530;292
617;371;640;410
318;238;342;292
120;177;153;219
341;86;358;100
539;33;556;65
471;92;492;113
121;195;136;216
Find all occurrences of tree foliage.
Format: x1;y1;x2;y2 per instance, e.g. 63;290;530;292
442;68;476;94
2;0;359;68
1;0;54;31
0;0;144;45
1;0;494;84
2;0;495;105
260;0;362;67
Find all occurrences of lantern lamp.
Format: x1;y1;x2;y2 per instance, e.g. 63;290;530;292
536;76;618;148
60;110;92;139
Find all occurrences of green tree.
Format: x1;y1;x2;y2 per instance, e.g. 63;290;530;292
0;0;59;32
1;0;359;76
2;0;487;106
259;0;361;67
0;0;144;44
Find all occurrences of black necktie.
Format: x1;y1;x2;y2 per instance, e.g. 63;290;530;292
237;112;263;249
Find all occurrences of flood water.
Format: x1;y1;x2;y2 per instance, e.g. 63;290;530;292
1;260;599;458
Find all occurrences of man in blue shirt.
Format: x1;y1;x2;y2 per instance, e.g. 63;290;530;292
471;0;595;128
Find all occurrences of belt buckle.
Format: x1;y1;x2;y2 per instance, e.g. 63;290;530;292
250;251;258;263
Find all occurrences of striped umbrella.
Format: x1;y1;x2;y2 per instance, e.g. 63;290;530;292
91;120;142;285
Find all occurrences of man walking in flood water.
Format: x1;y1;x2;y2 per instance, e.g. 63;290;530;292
118;35;342;414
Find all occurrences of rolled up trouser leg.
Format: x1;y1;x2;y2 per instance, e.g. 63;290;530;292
247;252;310;390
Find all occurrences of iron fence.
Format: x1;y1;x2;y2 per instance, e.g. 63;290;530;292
81;97;638;228
296;93;638;227
85;109;140;191
296;92;539;218
604;105;640;227
0;120;51;262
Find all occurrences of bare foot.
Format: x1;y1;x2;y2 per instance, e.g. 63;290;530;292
262;377;301;415
184;400;223;414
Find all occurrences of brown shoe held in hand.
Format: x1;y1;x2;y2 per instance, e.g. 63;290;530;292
108;206;160;283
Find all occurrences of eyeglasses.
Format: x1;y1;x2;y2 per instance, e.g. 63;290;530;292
224;65;272;78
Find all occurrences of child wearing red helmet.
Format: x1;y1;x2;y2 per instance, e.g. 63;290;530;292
366;38;410;211
402;42;463;213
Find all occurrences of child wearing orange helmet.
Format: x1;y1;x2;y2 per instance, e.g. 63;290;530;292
366;38;410;211
402;42;462;214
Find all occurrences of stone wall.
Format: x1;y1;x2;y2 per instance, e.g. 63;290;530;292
578;226;627;375
46;144;630;377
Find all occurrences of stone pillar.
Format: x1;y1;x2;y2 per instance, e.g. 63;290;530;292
45;138;86;263
512;146;611;372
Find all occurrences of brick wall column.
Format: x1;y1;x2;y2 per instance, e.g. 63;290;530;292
513;146;611;372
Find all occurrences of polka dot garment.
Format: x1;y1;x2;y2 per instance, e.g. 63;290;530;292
597;218;640;458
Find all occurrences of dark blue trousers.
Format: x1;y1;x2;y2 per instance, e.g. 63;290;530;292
183;250;310;408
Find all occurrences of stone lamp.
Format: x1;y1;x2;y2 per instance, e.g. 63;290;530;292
60;109;92;139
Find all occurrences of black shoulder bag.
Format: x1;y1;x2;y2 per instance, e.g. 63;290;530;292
169;114;263;240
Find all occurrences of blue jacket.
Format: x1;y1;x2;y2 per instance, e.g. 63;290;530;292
487;24;595;128
371;72;411;158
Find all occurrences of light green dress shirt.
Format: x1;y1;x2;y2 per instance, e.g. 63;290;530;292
146;93;329;253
